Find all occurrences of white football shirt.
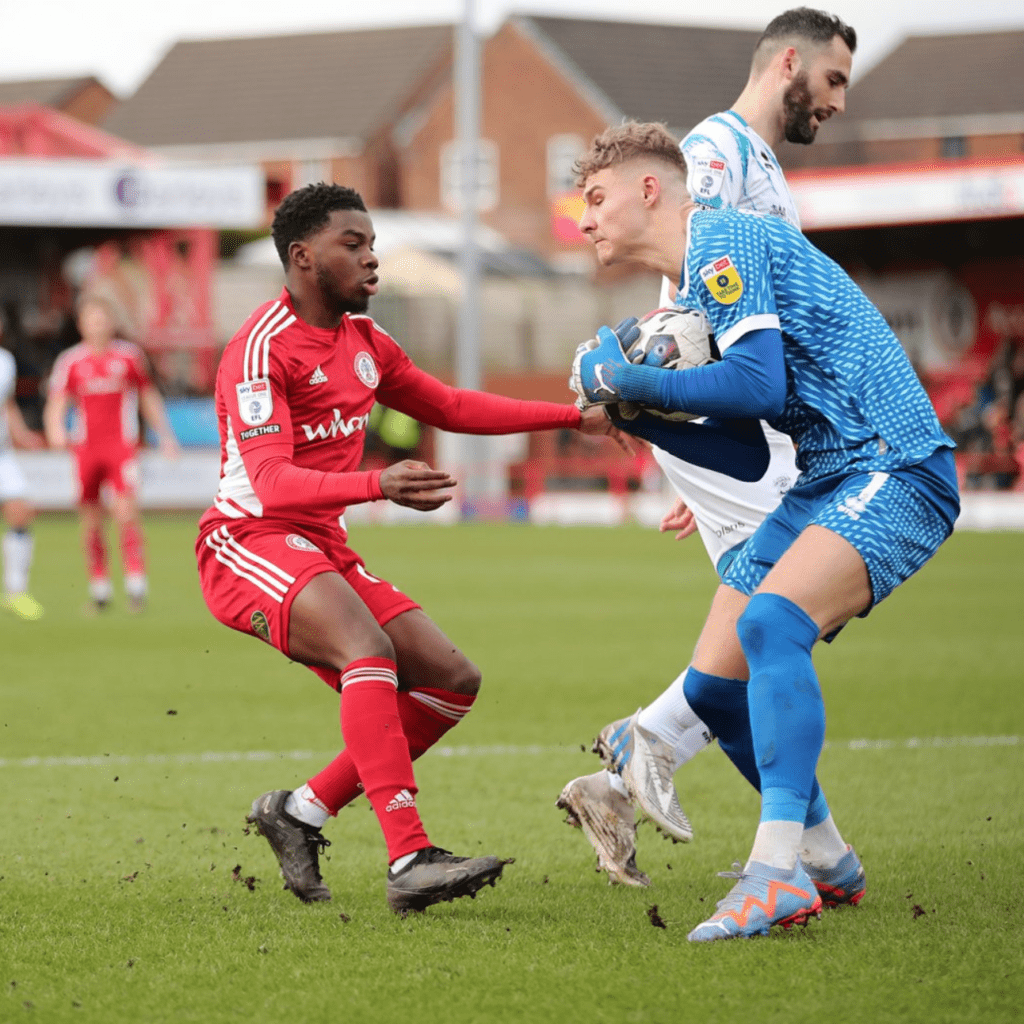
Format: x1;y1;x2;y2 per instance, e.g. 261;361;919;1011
653;109;801;572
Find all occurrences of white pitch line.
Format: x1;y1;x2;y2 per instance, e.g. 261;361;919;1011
0;735;1018;770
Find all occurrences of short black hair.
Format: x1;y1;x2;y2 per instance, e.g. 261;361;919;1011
271;182;367;270
755;7;857;60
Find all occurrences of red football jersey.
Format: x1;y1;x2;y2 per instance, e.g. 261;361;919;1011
201;288;579;537
48;340;151;449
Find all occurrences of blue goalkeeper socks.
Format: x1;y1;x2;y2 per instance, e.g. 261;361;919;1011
683;663;831;826
737;592;824;825
683;668;760;790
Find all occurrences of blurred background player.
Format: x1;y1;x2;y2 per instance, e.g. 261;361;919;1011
558;8;857;886
570;123;957;940
196;183;625;915
0;317;45;620
43;294;180;612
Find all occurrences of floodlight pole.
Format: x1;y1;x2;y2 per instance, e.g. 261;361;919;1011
454;0;485;503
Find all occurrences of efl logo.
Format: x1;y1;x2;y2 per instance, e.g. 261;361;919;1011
236;378;274;426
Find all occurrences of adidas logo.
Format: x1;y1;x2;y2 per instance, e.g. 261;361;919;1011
384;788;416;812
309;365;328;386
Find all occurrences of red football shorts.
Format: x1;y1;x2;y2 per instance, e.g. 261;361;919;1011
73;445;139;504
195;518;420;688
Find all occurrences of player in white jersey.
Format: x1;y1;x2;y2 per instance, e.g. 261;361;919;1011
558;8;856;887
0;327;44;621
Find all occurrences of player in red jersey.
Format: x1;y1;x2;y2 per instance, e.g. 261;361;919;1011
43;295;180;612
197;182;624;914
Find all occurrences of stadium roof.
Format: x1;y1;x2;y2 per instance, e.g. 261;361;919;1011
516;16;761;135
847;30;1024;121
104;24;453;148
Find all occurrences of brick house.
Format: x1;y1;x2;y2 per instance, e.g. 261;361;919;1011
103;25;454;216
103;16;766;254
399;15;761;260
0;76;118;127
783;29;1024;170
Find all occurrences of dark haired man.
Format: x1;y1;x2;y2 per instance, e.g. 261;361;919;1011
196;183;622;914
559;7;858;890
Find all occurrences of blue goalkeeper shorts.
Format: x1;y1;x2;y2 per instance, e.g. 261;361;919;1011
722;448;959;610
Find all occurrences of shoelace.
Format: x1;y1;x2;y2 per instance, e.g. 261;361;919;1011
302;830;331;879
717;861;746;881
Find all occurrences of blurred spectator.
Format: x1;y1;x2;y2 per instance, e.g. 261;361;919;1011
946;337;1024;490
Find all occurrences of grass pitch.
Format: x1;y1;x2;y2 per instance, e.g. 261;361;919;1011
1;516;1022;1023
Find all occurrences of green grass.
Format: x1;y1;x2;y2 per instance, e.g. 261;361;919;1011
1;517;1022;1023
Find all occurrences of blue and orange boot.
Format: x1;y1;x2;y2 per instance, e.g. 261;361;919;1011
687;860;823;942
805;846;866;907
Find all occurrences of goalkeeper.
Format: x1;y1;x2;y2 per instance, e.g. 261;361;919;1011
557;7;860;890
565;120;959;943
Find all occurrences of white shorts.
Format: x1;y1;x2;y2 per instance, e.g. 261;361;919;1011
652;422;799;573
0;448;27;503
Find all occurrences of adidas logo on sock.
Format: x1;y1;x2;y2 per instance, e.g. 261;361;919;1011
385;789;416;812
309;365;328;386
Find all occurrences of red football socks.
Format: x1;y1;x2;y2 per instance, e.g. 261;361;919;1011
85;524;107;581
119;520;146;577
307;686;476;833
337;658;428;861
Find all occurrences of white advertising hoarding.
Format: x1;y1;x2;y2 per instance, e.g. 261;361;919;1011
790;161;1024;231
0;159;264;228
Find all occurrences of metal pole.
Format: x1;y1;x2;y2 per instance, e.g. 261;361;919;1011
454;0;485;503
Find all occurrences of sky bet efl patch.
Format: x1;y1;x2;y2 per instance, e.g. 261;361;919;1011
236;378;274;426
699;255;744;305
687;156;726;201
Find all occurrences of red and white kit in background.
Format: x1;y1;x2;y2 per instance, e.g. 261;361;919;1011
196;288;579;860
48;340;152;500
48;340;152;588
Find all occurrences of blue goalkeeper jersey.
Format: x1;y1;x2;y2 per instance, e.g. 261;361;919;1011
675;207;955;482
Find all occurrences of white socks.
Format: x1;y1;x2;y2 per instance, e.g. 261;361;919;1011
284;783;330;829
124;573;148;600
637;668;714;771
748;820;804;871
800;814;850;870
2;528;33;594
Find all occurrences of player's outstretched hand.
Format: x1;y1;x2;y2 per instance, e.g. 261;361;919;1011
659;496;697;540
577;405;637;455
380;460;456;511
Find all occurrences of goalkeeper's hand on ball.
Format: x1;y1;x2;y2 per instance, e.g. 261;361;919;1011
570;320;637;407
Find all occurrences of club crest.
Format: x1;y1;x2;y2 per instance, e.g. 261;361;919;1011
354;351;379;388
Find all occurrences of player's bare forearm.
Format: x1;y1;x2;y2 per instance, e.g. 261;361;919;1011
42;396;69;449
140;387;180;457
379;460;456;511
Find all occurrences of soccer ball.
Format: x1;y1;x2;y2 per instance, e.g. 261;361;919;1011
616;306;716;422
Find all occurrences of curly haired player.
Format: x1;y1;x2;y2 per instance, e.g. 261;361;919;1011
196;182;622;914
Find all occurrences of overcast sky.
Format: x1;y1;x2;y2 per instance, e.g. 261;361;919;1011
2;0;1023;97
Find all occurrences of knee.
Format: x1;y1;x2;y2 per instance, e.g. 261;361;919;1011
446;654;481;697
737;593;819;664
317;626;396;674
736;595;775;661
